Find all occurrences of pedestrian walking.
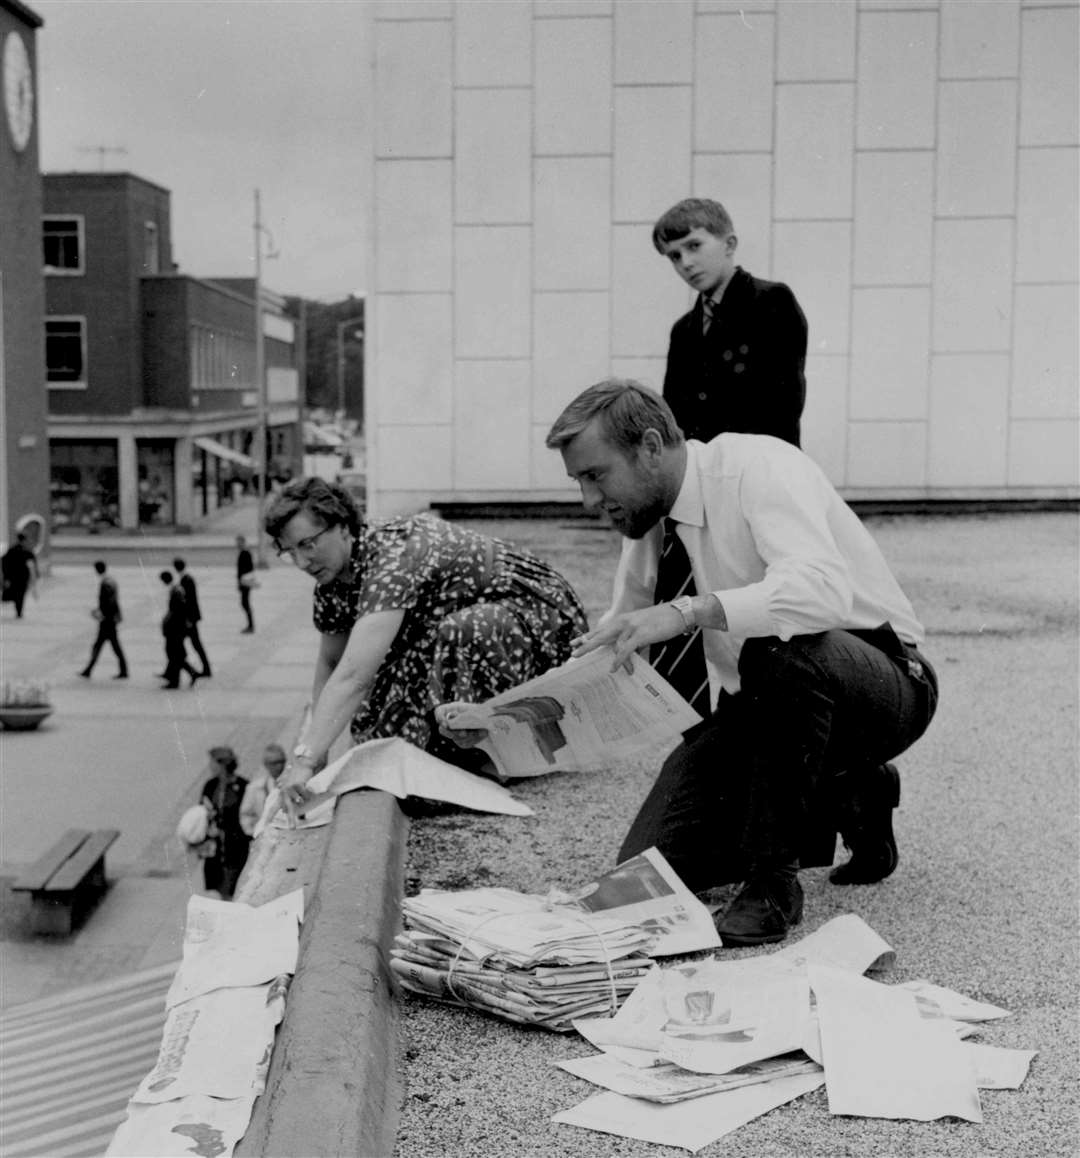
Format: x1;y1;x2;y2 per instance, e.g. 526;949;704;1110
173;557;211;677
79;560;128;679
159;570;201;689
236;535;255;633
1;531;39;619
198;746;251;899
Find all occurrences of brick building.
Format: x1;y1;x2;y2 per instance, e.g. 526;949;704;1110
43;171;300;531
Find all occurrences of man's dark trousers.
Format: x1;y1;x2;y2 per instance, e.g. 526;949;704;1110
619;628;938;890
85;619;128;677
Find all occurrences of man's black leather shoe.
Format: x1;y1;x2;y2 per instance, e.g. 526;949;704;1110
830;762;901;885
715;865;803;947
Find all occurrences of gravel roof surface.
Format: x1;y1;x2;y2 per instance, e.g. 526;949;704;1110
394;512;1079;1158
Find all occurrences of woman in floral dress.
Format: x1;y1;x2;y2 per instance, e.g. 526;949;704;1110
262;477;587;813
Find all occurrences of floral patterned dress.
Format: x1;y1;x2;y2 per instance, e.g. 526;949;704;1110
312;515;588;754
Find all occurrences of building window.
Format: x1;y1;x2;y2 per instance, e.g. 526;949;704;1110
43;216;85;274
143;221;159;274
45;317;87;387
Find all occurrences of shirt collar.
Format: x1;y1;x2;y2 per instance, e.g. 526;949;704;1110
667;440;706;530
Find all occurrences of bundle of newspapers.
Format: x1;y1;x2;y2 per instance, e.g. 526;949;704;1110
393;889;655;1030
392;848;723;1032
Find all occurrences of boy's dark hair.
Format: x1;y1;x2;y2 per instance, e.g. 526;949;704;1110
263;476;362;541
652;198;734;253
160;570;173;585
545;379;684;455
173;557;186;573
93;560;106;575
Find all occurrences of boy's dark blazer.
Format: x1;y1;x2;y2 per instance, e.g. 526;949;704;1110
662;266;807;448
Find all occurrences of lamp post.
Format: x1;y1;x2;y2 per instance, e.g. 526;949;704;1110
252;189;277;568
336;315;364;427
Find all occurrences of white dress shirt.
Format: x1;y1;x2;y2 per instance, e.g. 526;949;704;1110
602;435;925;696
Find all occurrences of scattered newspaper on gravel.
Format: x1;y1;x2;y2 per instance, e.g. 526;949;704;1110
444;647;701;779
558;914;1034;1150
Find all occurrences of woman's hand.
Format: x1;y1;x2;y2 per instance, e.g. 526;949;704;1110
571;605;685;669
433;702;489;749
278;760;317;827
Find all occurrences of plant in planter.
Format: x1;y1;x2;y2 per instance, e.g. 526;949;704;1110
0;680;53;730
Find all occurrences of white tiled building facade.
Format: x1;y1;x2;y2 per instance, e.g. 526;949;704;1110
368;0;1079;516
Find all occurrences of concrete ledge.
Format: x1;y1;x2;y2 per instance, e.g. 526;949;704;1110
235;790;408;1158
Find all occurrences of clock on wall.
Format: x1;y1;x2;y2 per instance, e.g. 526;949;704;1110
3;30;34;153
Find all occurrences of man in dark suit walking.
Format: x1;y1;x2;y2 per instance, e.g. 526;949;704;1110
173;557;211;678
79;560;128;680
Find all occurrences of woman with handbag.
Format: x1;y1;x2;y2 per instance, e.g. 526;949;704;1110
262;477;588;820
198;746;251;899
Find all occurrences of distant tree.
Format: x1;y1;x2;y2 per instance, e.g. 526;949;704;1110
286;295;365;422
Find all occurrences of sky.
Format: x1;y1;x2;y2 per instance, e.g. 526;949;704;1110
34;0;373;301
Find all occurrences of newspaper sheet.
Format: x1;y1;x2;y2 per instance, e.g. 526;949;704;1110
562;847;721;957
257;736;532;834
556;1049;821;1103
551;1071;825;1153
897;979;1011;1022
166;889;303;1009
963;1043;1037;1089
133;980;286;1103
809;963;983;1123
106;1093;256;1158
770;913;895;974
444;647;701;779
657;962;812;1075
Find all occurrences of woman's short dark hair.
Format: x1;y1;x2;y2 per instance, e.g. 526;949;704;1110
652;197;734;252
545;379;684;456
262;477;362;541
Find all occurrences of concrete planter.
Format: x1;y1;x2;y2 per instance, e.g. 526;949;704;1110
0;705;53;731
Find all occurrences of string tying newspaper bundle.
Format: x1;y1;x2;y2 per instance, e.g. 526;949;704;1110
440;906;628;1025
394;888;656;1031
392;848;723;1032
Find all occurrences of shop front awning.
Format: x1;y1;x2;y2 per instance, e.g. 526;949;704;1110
193;437;254;469
0;961;177;1158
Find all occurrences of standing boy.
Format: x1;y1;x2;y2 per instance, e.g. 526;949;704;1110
79;560;128;680
653;198;807;448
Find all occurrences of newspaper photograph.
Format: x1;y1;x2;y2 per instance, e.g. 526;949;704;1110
562;847;721;957
443;647;701;779
106;1092;256;1158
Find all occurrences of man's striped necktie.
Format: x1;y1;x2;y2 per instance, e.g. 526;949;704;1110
649;518;712;716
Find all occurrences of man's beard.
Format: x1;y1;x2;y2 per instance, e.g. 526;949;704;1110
611;489;668;540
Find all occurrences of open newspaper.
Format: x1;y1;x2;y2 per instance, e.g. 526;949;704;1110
444;647;701;779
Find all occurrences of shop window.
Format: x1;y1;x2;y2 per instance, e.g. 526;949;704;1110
43;216;84;274
45;317;87;386
49;440;119;530
137;441;176;526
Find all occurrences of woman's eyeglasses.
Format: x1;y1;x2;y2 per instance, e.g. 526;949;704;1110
274;524;335;561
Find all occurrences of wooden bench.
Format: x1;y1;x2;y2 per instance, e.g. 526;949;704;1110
11;828;120;935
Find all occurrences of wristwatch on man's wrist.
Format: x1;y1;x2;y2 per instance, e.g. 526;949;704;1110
292;742;318;767
670;595;696;634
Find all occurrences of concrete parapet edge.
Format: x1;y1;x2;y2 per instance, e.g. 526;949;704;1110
236;790;408;1158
